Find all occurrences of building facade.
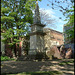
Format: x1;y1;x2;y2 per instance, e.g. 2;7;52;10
44;28;64;45
63;24;74;52
49;28;64;45
43;28;64;51
63;24;74;44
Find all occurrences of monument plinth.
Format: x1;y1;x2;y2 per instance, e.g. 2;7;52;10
28;1;46;56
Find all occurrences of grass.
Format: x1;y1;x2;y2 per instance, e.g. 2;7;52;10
59;60;74;66
1;56;16;61
1;71;62;75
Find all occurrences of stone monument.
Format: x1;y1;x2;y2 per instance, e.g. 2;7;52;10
29;1;46;56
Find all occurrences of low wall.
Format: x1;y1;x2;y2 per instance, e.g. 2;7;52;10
64;43;74;51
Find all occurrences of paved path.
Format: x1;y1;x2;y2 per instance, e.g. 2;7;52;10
1;59;74;75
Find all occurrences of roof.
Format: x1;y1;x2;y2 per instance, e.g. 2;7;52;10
44;28;63;34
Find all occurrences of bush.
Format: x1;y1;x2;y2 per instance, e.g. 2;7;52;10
1;56;15;61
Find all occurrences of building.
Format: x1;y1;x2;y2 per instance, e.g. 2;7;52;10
43;28;64;51
63;24;74;52
49;28;64;45
63;24;74;44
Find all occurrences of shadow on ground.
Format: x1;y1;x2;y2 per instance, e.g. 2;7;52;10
1;59;74;75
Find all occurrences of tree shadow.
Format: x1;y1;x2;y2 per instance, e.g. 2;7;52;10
1;71;61;75
1;59;74;75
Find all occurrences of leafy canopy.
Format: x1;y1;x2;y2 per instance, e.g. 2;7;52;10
1;0;42;47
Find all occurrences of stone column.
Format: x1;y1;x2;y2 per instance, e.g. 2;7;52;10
28;1;46;57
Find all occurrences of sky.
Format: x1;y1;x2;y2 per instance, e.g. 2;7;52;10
38;0;72;32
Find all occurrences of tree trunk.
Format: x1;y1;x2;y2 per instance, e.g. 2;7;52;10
14;44;17;57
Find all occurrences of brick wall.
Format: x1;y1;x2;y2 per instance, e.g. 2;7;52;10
44;28;64;46
50;29;64;45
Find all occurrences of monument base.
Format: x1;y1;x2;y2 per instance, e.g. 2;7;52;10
28;49;37;55
28;50;46;60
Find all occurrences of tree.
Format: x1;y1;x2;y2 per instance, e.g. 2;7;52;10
1;0;42;57
63;5;74;43
40;9;56;27
32;8;56;28
22;35;30;55
46;0;74;42
62;0;74;42
47;0;74;19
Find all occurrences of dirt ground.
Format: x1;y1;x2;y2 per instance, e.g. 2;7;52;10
1;59;74;75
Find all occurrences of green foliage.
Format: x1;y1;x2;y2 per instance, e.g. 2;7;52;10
1;56;15;61
59;60;74;66
1;16;14;22
1;0;41;48
64;5;74;42
1;71;62;75
1;7;11;14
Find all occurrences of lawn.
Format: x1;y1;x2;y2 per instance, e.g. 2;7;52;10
1;58;74;75
58;60;74;66
1;71;62;75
